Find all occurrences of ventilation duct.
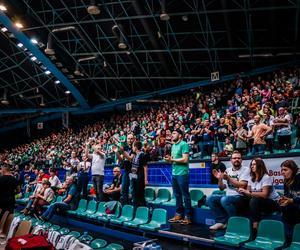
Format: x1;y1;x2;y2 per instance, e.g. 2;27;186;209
74;56;97;76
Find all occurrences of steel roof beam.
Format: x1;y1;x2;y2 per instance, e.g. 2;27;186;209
23;5;298;31
0;107;80;115
0;12;89;108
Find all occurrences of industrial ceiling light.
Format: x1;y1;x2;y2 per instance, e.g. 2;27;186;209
65;90;71;94
1;89;9;105
45;44;55;55
17;42;24;48
0;4;7;11
45;70;51;75
54;80;60;84
15;22;23;29
40;96;45;107
87;0;100;15
160;0;170;21
30;56;37;61
1;27;8;32
112;24;127;49
30;38;38;44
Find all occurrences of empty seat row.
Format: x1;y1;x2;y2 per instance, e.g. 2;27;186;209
16;215;124;250
214;217;300;250
66;199;167;231
146;188;205;207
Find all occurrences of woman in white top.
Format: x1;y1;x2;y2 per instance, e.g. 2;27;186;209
48;168;62;190
239;158;279;229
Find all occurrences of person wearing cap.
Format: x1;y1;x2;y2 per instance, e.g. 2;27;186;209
164;128;192;225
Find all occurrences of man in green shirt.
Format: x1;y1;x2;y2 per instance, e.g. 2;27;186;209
164;128;192;225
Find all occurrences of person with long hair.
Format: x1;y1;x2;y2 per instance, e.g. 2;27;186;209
279;160;300;224
238;158;279;229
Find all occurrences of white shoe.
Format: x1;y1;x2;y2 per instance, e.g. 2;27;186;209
209;223;227;230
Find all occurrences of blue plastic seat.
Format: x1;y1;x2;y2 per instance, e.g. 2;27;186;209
283;223;300;250
149;189;170;205
78;200;97;218
110;205;134;225
67;199;87;216
88;202;106;219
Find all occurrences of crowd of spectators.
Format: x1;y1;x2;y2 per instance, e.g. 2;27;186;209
0;68;300;170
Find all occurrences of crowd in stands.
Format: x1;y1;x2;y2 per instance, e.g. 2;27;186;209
0;68;299;233
0;68;300;168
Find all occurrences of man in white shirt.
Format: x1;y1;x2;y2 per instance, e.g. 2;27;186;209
85;142;106;202
206;151;250;230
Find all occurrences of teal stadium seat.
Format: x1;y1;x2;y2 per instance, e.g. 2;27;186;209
99;202;121;222
214;217;251;247
88;202;106;219
244;220;285;249
283;223;300;250
16;192;31;205
59;227;70;235
123;207;149;228
110;205;134;225
68;231;81;238
79;200;97;218
42;222;52;229
90;238;108;249
139;208;167;231
164;193;176;206
145;187;156;202
67;199;87;216
190;189;204;207
212;190;226;195
49;224;60;231
101;243;124;250
149;189;170;205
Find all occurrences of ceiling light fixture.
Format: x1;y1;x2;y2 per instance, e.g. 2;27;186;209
1;89;9;105
30;56;37;61
17;42;23;48
54;80;60;84
112;24;127;50
87;0;100;15
65;90;71;94
0;4;7;11
30;38;38;44
40;96;45;107
45;70;51;75
1;27;8;32
15;22;24;29
160;0;170;21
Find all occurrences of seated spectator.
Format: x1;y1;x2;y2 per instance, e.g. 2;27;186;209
23;179;54;216
238;158;279;229
103;167;122;201
48;167;62;190
279;160;300;224
40;176;78;222
206;151;249;230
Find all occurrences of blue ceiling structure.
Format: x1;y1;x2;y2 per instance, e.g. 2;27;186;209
0;0;299;131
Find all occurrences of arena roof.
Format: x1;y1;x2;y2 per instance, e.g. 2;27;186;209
0;0;299;125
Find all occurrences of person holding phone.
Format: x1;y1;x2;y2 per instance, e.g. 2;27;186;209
278;160;300;224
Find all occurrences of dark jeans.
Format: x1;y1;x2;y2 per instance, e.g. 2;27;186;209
172;175;192;219
280;203;300;224
120;170;130;205
92;175;104;202
131;177;145;208
77;173;89;199
248;197;279;222
265;138;274;153
278;135;291;151
252;144;266;155
41;202;71;221
199;142;214;158
206;194;247;224
103;191;121;202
